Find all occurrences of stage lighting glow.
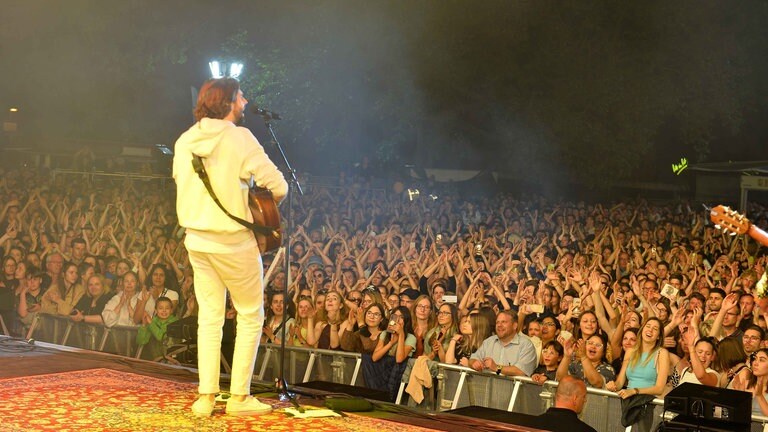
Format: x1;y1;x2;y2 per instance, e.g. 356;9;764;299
9;108;18;112
209;61;244;79
229;63;243;79
209;61;223;78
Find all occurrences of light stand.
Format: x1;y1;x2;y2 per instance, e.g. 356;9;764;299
257;108;304;411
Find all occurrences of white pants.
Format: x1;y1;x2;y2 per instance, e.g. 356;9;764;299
189;247;265;396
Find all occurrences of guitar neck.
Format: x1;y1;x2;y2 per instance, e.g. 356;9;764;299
748;225;768;248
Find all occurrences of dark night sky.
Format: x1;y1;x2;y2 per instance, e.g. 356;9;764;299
2;1;768;186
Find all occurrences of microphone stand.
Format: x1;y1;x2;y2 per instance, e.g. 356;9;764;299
257;109;304;411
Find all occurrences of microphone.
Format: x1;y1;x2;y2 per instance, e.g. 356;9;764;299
250;106;282;120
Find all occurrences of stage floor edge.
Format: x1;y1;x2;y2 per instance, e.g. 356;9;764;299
0;336;544;432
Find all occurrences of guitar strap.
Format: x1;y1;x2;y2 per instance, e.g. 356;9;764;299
191;155;276;237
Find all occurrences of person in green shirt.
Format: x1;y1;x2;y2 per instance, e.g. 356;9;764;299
136;296;178;360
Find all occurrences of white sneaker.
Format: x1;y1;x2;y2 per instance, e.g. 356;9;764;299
191;396;215;417
226;396;273;416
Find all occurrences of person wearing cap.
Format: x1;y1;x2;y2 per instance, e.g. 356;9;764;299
399;288;420;310
305;255;324;270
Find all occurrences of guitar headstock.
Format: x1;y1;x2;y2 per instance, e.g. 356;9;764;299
709;205;750;236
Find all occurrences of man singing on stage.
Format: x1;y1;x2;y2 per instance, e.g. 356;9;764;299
173;77;287;416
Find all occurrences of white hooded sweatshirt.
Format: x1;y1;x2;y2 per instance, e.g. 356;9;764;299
173;118;288;254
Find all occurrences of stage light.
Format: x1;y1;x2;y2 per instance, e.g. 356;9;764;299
407;189;420;201
405;189;438;202
229;63;243;79
9;108;18;112
209;61;244;79
208;61;222;78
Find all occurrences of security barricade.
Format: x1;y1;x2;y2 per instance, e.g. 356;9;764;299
63;322;108;351
26;313;141;357
0;313;10;336
255;345;768;432
13;331;768;432
51;169;171;189
26;313;75;345
257;344;364;388
98;325;141;357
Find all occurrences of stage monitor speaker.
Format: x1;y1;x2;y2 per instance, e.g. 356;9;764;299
166;316;197;340
664;383;751;427
660;418;748;432
445;405;541;428
294;381;390;402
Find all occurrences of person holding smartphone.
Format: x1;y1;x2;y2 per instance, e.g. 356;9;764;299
363;306;416;401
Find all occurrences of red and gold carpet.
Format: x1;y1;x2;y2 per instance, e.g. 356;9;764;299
0;368;440;432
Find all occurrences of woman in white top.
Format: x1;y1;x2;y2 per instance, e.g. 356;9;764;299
678;335;719;387
102;271;155;327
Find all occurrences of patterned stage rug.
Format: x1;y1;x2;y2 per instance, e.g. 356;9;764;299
0;368;440;432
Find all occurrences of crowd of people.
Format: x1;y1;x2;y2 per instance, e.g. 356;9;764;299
1;162;768;426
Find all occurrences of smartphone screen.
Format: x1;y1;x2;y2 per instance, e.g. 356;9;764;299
443;295;458;304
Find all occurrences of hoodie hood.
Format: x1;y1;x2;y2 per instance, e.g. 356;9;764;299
180;118;235;158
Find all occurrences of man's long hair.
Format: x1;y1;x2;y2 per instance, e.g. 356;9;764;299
193;78;240;122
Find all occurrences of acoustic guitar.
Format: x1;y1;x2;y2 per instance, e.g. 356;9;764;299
249;186;282;253
708;204;768;247
192;154;282;253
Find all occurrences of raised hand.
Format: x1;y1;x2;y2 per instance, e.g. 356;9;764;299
690;306;703;329
721;293;739;312
574;338;586;360
5;225;18;239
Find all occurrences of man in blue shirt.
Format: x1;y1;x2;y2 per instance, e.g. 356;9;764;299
470;310;537;377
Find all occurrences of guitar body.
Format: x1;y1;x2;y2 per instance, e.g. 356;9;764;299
248;186;282;253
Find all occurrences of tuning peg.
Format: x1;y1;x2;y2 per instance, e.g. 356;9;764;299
729;232;737;236
714;224;721;230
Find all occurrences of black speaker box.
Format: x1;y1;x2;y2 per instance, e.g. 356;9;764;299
166;316;198;340
660;419;748;432
664;383;751;431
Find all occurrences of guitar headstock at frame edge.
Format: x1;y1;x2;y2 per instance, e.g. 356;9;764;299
709;204;768;247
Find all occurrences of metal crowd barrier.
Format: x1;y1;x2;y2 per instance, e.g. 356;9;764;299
256;344;768;432
16;321;768;432
0;314;9;336
255;344;363;387
27;313;140;357
50;169;171;188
